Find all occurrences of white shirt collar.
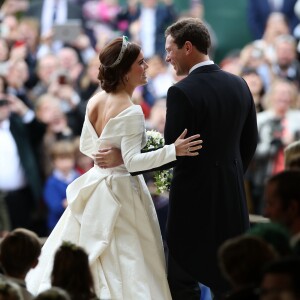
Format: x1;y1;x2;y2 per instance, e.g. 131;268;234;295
189;60;214;74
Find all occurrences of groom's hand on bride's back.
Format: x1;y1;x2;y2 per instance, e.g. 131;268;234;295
93;147;123;169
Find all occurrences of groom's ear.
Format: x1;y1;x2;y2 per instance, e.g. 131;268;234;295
184;41;193;54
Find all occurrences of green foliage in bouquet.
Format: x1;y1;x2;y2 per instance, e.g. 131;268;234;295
144;130;173;194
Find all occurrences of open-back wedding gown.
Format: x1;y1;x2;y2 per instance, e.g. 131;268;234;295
26;104;174;300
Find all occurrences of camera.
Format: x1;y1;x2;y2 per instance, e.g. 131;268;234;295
0;99;9;107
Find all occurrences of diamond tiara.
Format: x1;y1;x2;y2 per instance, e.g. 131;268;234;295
108;36;129;68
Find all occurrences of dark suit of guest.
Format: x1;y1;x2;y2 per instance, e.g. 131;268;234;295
163;64;258;297
247;0;299;39
4;114;45;232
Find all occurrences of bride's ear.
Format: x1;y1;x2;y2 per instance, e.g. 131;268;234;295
121;74;129;86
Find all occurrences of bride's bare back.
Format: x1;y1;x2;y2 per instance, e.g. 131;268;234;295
87;91;133;137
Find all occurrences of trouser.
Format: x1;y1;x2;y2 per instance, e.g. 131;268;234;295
167;252;201;300
167;252;226;300
2;186;35;230
0;191;11;233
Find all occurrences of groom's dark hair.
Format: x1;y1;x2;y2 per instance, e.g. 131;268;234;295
165;18;211;54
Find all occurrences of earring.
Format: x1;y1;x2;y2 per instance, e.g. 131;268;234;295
125;75;129;82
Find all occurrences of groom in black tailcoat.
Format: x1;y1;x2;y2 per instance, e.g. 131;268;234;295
161;18;258;299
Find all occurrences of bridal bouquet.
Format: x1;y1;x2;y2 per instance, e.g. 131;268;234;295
144;130;173;194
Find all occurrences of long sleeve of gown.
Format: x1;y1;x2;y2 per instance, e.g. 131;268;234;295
121;132;176;173
118;111;177;173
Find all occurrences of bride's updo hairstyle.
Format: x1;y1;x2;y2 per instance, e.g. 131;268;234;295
98;36;141;93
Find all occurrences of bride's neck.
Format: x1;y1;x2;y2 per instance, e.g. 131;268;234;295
114;86;134;100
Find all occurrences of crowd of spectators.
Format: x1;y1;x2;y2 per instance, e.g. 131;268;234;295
0;0;191;237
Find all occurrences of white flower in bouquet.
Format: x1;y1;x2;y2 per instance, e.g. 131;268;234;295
144;130;173;194
144;130;165;150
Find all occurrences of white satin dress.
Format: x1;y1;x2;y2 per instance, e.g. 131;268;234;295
26;105;175;300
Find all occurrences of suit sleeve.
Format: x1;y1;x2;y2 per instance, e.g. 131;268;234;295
164;85;192;144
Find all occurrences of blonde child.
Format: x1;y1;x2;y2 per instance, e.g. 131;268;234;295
43;140;80;234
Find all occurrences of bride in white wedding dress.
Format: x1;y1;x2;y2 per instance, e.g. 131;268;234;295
26;36;202;299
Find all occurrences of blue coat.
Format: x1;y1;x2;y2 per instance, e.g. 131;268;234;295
247;0;299;39
43;170;80;232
